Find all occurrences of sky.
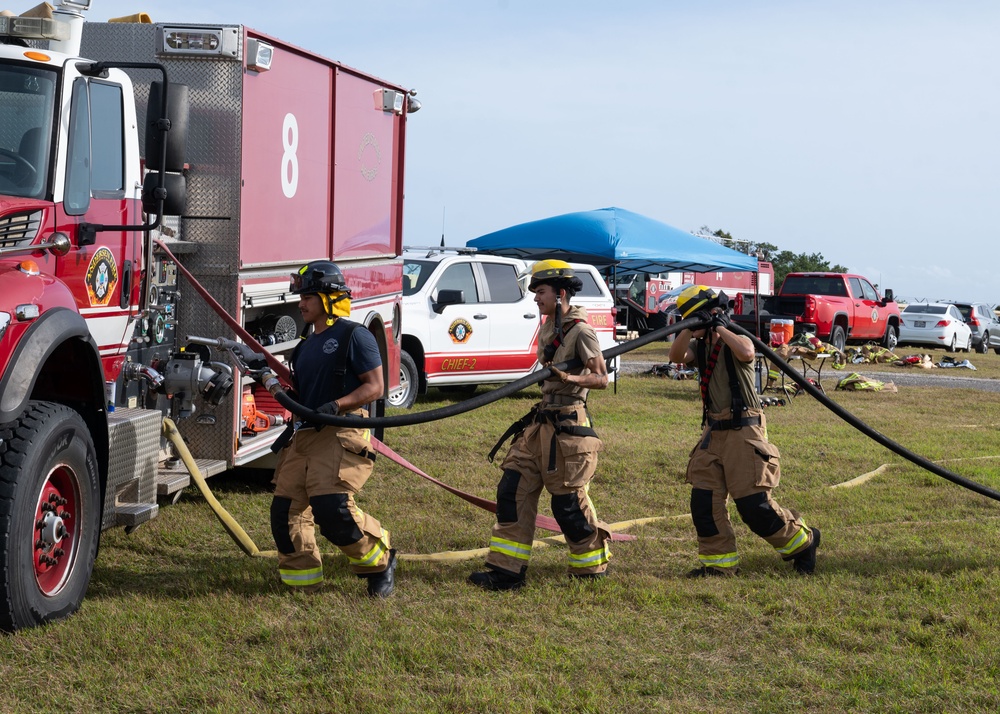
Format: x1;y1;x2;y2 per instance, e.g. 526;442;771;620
74;0;1000;304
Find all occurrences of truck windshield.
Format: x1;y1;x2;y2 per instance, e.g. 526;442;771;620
403;259;438;296
0;62;56;200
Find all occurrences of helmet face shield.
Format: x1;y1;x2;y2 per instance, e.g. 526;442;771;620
289;272;307;294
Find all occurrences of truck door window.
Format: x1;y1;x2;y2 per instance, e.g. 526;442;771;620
574;271;603;298
0;63;56;199
435;262;478;303
64;78;92;215
858;280;878;301
848;277;865;300
481;263;523;303
88;81;125;195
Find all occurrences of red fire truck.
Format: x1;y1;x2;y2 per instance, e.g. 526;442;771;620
0;2;413;629
615;261;775;336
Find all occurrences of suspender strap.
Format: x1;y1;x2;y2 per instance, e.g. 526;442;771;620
697;338;724;427
332;322;360;397
542;318;584;364
723;345;748;418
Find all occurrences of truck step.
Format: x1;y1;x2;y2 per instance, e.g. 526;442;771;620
156;458;228;496
116;502;159;530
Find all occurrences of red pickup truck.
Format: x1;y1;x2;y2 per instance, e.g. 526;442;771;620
735;273;900;353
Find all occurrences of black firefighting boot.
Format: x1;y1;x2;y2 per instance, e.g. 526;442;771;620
792;528;821;575
365;549;397;598
468;565;526;591
569;569;607;581
687;566;739;578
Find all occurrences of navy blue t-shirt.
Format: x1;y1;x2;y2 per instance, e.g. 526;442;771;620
291;319;382;410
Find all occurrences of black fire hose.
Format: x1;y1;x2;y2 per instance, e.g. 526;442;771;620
731;323;1000;503
264;314;1000;503
268;314;711;428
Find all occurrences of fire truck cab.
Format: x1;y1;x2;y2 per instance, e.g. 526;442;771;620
0;1;413;631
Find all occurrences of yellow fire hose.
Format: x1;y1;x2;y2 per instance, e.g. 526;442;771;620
162;418;262;556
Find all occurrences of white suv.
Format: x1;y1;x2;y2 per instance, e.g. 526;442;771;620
390;247;618;408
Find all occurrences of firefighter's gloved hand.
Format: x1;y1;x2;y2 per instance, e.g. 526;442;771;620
691;310;714;328
549;366;570;383
245;354;268;372
315;401;340;416
711;311;732;330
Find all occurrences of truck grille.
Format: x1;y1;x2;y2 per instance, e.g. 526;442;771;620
0;211;41;248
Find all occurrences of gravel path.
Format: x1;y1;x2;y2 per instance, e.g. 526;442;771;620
621;360;1000;393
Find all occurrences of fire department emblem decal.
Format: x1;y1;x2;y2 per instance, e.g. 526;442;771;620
448;318;473;344
323;338;340;354
358;132;380;182
85;248;119;307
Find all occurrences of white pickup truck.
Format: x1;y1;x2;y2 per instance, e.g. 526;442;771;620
390;247;618;408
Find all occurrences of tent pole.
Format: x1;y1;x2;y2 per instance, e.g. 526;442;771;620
754;268;761;340
612;263;619;394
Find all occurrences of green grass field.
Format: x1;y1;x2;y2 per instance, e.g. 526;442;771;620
2;349;999;713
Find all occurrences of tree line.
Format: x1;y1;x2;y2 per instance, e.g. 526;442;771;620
700;227;848;290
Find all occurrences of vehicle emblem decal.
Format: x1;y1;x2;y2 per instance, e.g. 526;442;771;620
359;132;380;181
871;309;879;323
85;247;119;307
448;318;473;344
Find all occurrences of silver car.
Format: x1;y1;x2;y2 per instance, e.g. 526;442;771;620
943;301;1000;354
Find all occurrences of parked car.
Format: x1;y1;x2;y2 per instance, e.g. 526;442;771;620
898;303;973;352
942;301;1000;354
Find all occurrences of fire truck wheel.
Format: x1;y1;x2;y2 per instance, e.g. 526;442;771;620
0;402;101;632
388;350;418;409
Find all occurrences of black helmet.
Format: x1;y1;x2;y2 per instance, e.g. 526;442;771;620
290;260;351;296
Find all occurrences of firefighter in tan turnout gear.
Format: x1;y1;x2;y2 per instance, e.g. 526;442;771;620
270;260;397;597
470;260;611;590
667;285;821;577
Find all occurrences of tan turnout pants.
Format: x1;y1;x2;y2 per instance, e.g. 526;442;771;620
271;421;390;589
485;404;611;576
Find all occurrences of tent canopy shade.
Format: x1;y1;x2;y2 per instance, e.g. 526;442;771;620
468;207;759;275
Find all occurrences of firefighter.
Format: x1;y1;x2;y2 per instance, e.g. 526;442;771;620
470;260;611;590
269;260;397;596
667;285;821;577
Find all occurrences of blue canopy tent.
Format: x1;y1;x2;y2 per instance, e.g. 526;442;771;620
469;207;766;353
467;207;758;274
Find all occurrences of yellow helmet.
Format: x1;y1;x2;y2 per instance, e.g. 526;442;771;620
528;259;582;293
676;284;723;319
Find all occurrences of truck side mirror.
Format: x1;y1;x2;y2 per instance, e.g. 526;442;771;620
433;289;464;314
883;288;894;303
142;172;186;216
145;82;189;172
